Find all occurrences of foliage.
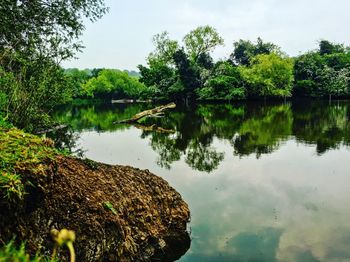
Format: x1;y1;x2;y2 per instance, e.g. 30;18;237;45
0;128;58;202
230;38;280;66
0;240;47;262
82;69;148;99
240;53;294;98
147;32;179;66
0;57;73;131
198;61;245;100
319;40;345;55
0;0;107;130
172;49;201;100
64;68;91;97
0;0;108;62
138;63;176;99
294;46;350;98
102;201;117;215
183;25;224;62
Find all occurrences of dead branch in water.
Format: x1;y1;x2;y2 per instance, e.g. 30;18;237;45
114;102;176;124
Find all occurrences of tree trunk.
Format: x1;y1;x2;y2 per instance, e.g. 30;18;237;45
114;103;176;124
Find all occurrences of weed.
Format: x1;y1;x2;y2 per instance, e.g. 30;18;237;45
102;201;117;215
0;128;58;202
0;172;25;201
0;240;48;262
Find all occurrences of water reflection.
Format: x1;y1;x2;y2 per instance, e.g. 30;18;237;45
54;100;350;172
53;100;350;261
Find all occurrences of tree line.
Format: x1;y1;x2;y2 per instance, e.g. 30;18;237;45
137;25;350;102
59;26;350;104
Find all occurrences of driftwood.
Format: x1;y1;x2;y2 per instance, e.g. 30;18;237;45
114;102;176;124
133;124;175;134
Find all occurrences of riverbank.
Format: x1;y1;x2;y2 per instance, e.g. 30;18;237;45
0;127;190;261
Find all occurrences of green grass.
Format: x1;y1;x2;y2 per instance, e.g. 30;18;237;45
0;116;12;129
0;240;52;262
0;127;59;202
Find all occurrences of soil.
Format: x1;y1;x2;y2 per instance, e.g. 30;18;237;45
0;155;190;261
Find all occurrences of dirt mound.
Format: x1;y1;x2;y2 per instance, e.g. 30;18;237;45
0;145;190;261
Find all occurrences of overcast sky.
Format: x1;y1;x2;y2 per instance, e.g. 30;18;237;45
62;0;350;71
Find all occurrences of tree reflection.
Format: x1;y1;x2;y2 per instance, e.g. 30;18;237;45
45;126;85;157
185;139;224;172
232;104;293;158
292;100;350;154
53;100;350;173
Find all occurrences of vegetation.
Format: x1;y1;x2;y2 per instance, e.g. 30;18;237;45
0;240;46;262
135;27;350;102
0;127;58;202
82;69;150;99
60;34;349;105
0;0;108;131
294;40;350;98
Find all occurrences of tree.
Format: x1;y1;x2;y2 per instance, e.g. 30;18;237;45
317;66;350;99
83;69;147;99
0;0;108;130
294;49;350;98
183;25;224;62
0;0;108;63
230;38;280;66
147;32;179;66
64;68;91;97
172;49;200;101
197;61;245;101
319;40;345;55
240;53;294;98
293;52;324;96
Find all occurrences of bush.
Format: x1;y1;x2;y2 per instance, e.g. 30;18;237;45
0;53;73;131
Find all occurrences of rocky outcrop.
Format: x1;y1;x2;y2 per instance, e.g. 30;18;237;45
0;153;190;261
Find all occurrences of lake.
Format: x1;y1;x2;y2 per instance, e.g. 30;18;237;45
53;100;350;262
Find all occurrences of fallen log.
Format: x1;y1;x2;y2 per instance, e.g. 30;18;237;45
114;102;176;124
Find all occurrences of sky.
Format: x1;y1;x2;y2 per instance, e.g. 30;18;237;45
62;0;350;71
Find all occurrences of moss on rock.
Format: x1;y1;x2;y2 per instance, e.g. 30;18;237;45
0;128;190;261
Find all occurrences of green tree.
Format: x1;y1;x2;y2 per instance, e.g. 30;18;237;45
0;0;108;62
137;32;179;100
172;49;200;101
64;68;91;97
319;40;345;55
0;0;108;130
294;46;350;98
317;66;350;99
230;38;280;66
240;53;294;98
83;69;147;99
198;61;245;101
147;32;179;66
183;25;224;62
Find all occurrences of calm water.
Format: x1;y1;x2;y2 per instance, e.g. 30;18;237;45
53;100;350;262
